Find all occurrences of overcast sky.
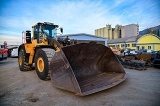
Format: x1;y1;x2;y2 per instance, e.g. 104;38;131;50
0;0;160;45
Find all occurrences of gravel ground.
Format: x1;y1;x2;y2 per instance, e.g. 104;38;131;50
0;58;160;106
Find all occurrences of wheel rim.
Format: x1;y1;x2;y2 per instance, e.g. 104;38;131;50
37;57;44;72
19;56;22;66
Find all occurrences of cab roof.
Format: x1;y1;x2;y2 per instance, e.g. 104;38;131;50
32;22;59;28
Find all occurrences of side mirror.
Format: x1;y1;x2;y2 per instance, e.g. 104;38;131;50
60;28;63;34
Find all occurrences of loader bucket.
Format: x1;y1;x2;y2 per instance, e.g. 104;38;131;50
50;41;127;96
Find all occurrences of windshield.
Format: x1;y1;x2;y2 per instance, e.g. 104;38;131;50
42;25;56;38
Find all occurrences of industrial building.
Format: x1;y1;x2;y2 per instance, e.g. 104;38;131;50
58;33;107;46
95;24;139;40
108;36;137;50
108;34;160;51
137;34;160;51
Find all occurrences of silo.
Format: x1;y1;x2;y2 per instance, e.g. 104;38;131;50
106;25;109;39
103;27;108;39
106;25;112;40
95;29;98;36
97;28;100;36
100;28;104;37
114;25;119;39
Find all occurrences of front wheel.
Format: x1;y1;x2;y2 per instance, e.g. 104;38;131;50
35;48;55;80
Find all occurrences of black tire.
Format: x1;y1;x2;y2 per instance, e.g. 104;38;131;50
35;48;55;80
18;49;32;71
35;49;51;80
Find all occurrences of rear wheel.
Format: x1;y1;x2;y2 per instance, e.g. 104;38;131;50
18;49;32;71
35;48;55;80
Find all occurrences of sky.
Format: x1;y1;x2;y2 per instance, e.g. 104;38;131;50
0;0;160;45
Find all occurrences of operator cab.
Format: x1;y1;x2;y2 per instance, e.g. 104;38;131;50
32;22;61;43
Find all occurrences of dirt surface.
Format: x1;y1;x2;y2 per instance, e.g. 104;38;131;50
0;58;160;106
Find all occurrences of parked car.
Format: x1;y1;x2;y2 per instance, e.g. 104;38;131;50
130;50;137;55
147;50;154;53
137;49;147;54
11;48;18;58
0;47;8;61
124;50;130;55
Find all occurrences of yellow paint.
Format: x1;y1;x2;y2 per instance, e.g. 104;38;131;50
125;42;136;50
25;40;37;64
137;34;160;51
54;42;61;52
108;42;136;50
24;37;62;65
138;34;160;44
108;34;160;51
24;39;49;64
37;57;44;72
155;44;160;50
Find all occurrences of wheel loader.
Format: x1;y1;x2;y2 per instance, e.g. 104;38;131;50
18;22;127;96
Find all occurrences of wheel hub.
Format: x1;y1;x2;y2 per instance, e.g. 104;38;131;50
37;57;44;72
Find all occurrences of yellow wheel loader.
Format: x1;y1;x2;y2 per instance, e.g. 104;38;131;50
18;22;126;96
